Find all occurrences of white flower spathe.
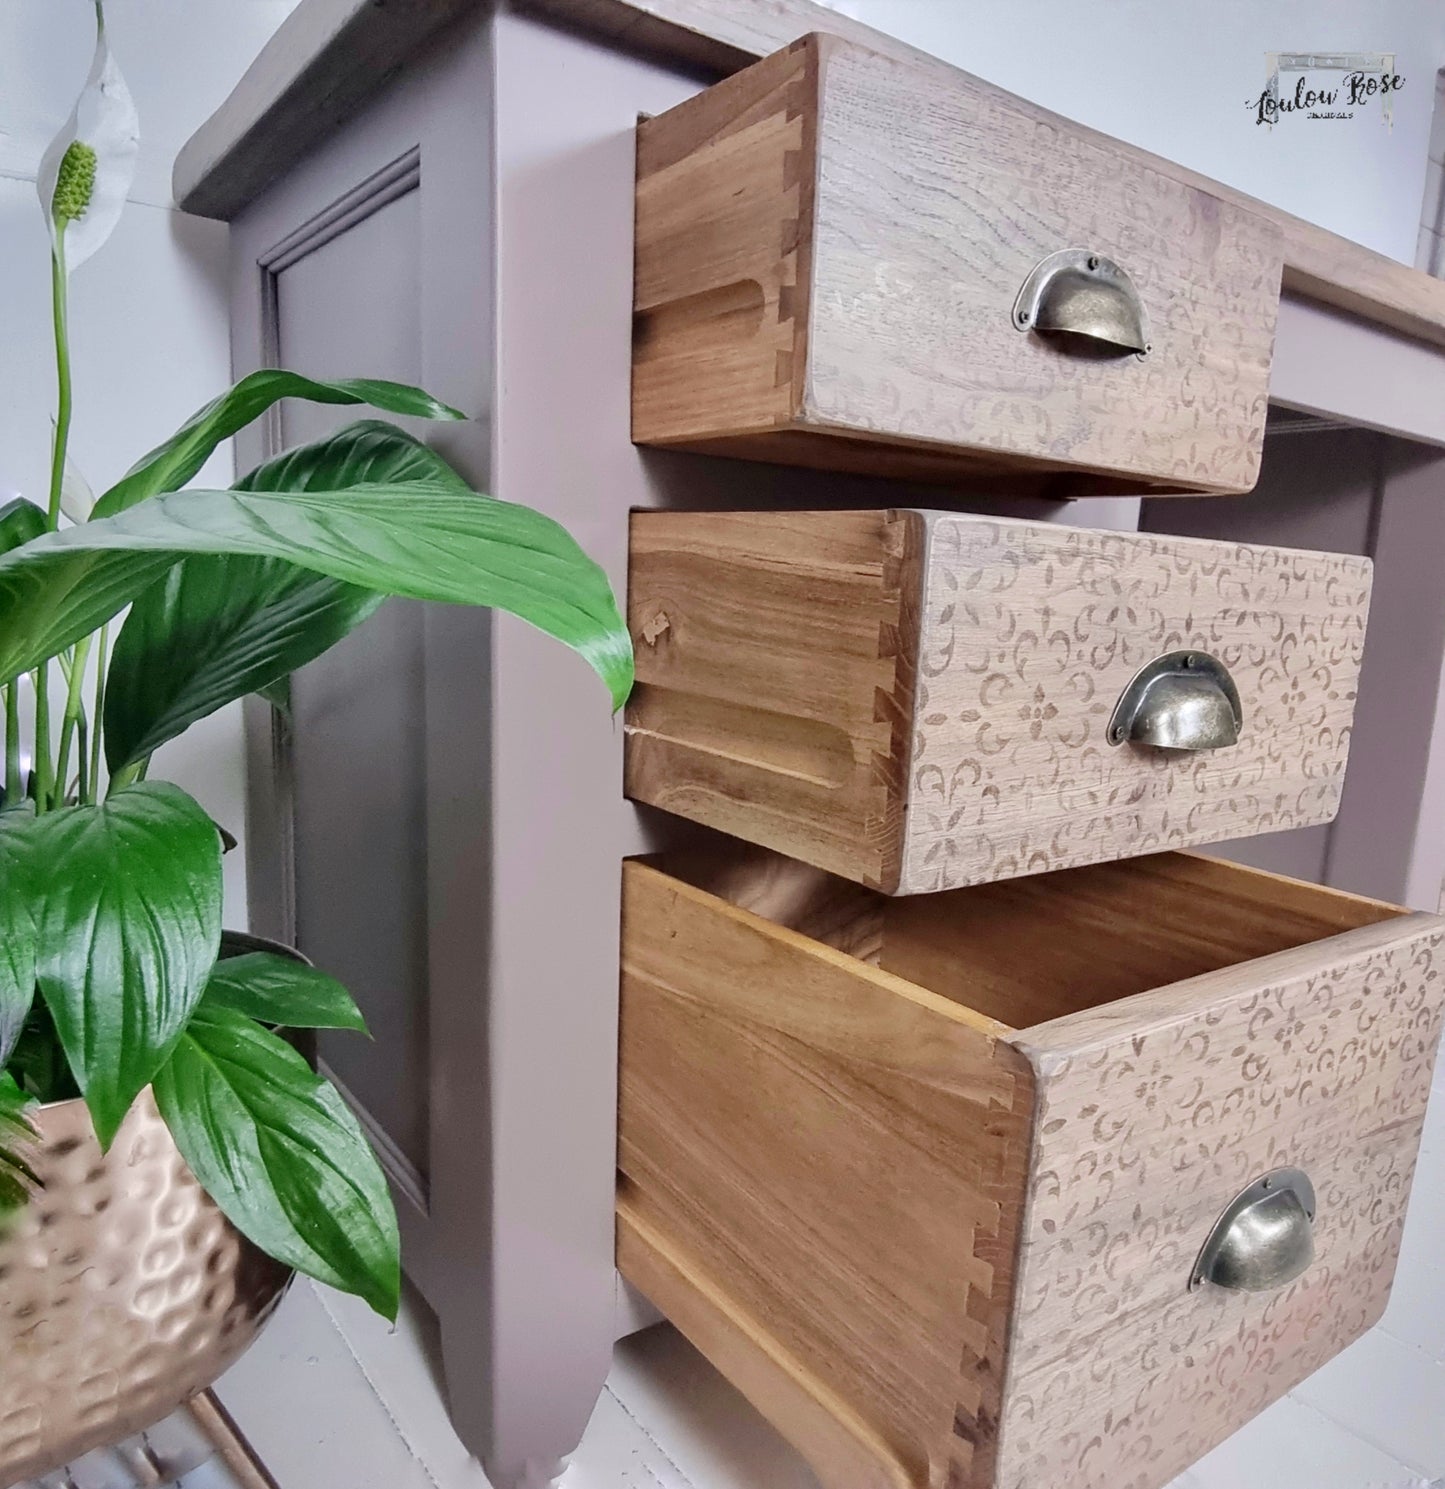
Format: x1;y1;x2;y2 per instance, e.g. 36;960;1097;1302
50;419;96;525
59;452;95;526
34;0;139;271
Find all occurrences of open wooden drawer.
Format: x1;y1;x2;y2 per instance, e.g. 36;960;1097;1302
627;509;1373;894
632;34;1282;496
617;843;1445;1489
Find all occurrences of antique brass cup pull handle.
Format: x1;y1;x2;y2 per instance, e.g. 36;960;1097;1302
1012;248;1151;357
1191;1169;1316;1293
1108;651;1242;751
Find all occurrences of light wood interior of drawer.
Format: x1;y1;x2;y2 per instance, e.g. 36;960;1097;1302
653;843;1406;1032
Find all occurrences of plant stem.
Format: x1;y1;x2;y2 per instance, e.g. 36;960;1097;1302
46;232;71;531
88;622;108;806
76;715;89;804
33;229;73;811
32;668;52;811
107;760;142;795
53;633;91;807
3;685;18;802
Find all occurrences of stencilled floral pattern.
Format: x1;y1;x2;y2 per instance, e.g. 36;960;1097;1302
899;515;1373;893
806;45;1280;496
994;925;1444;1489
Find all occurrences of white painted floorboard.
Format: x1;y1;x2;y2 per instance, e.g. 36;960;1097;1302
214;1274;1442;1489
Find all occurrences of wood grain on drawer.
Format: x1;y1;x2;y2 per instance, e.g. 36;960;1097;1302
617;844;1445;1489
619;854;1034;1489
633;34;1283;496
626;509;1373;893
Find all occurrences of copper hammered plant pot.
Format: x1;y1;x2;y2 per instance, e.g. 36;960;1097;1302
0;1089;291;1482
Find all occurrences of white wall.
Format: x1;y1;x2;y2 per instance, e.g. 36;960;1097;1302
826;0;1445;263
0;0;298;923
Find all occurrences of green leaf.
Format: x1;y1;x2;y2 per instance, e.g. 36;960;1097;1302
0;809;39;1065
7;1002;78;1104
103;558;382;771
30;782;223;1148
0;482;632;709
233;419;474;497
255;674;291;717
0;1156;34;1219
0;499;47;557
0;542;175;688
94;372;465;519
154;1005;399;1318
101;421;466;771
0;1074;38;1162
0;1073;40;1223
201;952;367;1032
0;1073;37;1140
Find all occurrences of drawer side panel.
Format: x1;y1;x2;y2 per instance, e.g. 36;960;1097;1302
1000;913;1445;1489
626;508;923;891
618;860;1035;1489
899;514;1373;893
633;38;815;444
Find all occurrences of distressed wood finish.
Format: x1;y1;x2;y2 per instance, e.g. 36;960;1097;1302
1005;904;1445;1487
626;509;1373;894
901;513;1371;891
633;34;1283;495
617;842;1445;1489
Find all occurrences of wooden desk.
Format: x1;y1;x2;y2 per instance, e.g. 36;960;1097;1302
178;6;1445;1484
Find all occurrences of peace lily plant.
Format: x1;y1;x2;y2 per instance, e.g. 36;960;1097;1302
0;3;631;1319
